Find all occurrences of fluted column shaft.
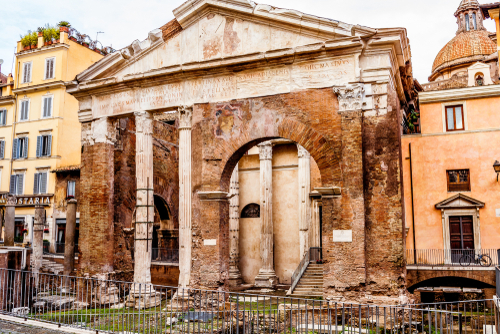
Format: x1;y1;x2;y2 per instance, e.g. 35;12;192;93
229;165;242;285
134;112;155;284
178;106;193;288
255;141;277;287
298;145;311;258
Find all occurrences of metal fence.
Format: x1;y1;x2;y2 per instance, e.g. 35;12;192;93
410;299;497;334
406;249;499;267
496;266;499;298
0;268;463;334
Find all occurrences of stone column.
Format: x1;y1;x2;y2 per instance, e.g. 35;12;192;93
32;205;45;274
297;145;311;259
178;106;193;289
63;199;77;276
133;111;154;285
310;198;322;248
255;141;278;288
79;117;117;277
229;164;242;286
4;195;16;247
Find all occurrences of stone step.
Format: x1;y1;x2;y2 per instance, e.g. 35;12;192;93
299;279;323;283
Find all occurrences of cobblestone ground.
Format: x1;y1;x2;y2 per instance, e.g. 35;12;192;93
0;320;65;333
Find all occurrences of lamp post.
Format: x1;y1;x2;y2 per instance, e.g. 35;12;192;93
494;160;500;181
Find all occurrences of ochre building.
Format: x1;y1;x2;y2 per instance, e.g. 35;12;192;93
0;26;102;252
67;0;416;303
403;0;500;301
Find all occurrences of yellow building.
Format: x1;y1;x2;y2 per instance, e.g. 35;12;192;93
0;25;103;252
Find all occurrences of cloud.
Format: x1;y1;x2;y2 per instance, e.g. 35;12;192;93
0;0;495;84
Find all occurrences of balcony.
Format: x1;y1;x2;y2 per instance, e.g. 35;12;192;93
406;249;499;268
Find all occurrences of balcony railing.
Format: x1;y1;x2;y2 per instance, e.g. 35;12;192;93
407;249;499;267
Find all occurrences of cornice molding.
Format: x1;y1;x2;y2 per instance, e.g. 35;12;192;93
419;84;500;103
13;81;65;94
0;97;15;106
15;43;70;58
66;34;406;98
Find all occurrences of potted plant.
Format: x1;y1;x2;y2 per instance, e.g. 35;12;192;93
22;228;28;234
43;25;53;45
29;31;38;49
43;228;49;233
20;33;31;50
37;27;44;37
57;21;71;32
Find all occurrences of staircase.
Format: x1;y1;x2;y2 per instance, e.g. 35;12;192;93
41;257;64;275
291;263;323;298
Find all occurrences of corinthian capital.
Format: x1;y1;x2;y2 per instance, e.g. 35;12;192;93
297;144;310;159
333;84;366;112
179;105;193;129
134;112;153;135
258;141;273;161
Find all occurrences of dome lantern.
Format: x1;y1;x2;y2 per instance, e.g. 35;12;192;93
455;0;486;35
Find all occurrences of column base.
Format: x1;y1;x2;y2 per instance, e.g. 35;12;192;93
126;288;162;310
254;270;278;288
229;268;242;286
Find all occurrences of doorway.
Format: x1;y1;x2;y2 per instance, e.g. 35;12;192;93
449;216;474;262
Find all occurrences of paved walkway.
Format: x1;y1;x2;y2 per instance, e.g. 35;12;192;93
0;320;65;333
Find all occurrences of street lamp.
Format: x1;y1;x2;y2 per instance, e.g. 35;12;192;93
494;160;500;181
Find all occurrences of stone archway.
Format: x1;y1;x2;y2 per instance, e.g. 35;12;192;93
185;88;368;295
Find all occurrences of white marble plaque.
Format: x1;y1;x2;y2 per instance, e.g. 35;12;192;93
496;209;500;217
236;66;291;99
204;239;217;246
291;58;355;90
332;230;352;242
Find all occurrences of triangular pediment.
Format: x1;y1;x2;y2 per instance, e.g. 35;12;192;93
468;62;490;70
76;0;376;82
435;193;485;209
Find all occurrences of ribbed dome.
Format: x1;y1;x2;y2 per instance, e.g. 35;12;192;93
432;30;496;73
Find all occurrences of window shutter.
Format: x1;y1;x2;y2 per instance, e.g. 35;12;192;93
46;97;52;117
0;140;5;159
12;138;18;160
40;173;47;194
0;111;5;126
17;174;24;195
24;63;31;83
9;175;16;194
23;138;28;158
47;135;52;156
33;173;40;194
36;136;42;157
49;59;54;78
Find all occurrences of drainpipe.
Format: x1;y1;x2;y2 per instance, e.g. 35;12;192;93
409;143;417;264
9;61;20;192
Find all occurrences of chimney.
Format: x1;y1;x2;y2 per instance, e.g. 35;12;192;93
5;74;14;96
37;32;44;48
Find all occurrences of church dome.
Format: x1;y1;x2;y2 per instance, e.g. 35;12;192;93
429;0;497;81
431;30;496;73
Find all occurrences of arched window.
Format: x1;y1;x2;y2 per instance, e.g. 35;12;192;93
241;203;260;218
154;195;170;221
472;13;477;30
475;73;484;86
465;14;470;31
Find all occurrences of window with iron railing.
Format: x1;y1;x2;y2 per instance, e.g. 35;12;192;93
447;169;470;192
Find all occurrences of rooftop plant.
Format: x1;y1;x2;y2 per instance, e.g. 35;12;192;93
57;21;71;28
43;24;60;42
20;31;38;47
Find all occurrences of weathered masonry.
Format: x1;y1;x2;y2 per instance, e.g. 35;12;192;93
67;0;416;303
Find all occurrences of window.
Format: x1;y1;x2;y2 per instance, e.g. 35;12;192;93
241;203;260;218
0;110;6;126
447;169;471;192
465;14;470;31
472;13;477;30
12;137;29;160
22;62;32;83
0;140;5;159
67;180;76;198
44;57;55;79
41;96;52;118
14;218;25;242
9;173;25;195
36;135;52;157
33;172;48;194
20;100;29;121
445;105;464;131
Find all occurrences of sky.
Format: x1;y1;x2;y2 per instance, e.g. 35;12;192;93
0;0;496;83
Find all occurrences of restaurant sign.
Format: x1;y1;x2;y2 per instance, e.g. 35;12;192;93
0;194;53;207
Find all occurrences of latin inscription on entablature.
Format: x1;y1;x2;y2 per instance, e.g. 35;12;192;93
92;56;355;118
